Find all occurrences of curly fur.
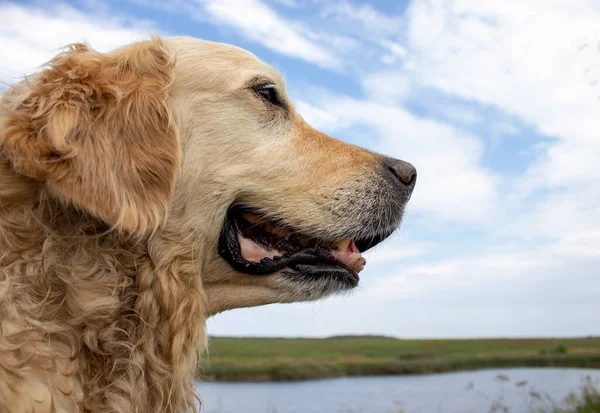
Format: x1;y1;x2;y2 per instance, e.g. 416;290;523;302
0;39;204;413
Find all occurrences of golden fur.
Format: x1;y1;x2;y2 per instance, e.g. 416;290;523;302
0;36;412;412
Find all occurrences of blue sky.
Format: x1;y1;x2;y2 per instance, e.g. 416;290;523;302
2;0;600;338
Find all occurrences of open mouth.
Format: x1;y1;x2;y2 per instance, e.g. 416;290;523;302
218;205;394;286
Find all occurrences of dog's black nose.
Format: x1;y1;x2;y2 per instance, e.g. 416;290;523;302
384;157;417;192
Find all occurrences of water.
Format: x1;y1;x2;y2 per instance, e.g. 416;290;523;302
196;368;600;413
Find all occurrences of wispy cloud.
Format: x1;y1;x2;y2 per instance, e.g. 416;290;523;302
0;3;155;82
266;0;302;8
203;0;341;69
319;1;403;38
120;0;346;70
403;0;600;189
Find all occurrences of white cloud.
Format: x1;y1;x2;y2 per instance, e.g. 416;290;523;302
367;250;560;301
395;1;600;262
202;0;341;69
404;0;600;187
317;1;407;67
503;185;600;250
294;100;342;130
267;0;302;8
118;0;349;69
361;71;412;103
319;1;403;38
363;238;432;265
0;3;154;83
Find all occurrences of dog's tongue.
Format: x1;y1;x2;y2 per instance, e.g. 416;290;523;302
237;232;282;263
331;239;366;273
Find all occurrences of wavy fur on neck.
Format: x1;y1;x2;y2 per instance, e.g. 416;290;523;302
0;39;206;413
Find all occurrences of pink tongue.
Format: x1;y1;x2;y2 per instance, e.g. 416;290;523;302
238;232;281;262
331;240;366;273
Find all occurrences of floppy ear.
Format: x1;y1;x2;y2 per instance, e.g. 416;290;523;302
0;39;180;235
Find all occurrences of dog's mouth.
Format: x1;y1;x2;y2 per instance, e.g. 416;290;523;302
218;205;393;287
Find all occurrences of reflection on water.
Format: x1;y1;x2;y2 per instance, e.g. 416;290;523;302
196;368;600;413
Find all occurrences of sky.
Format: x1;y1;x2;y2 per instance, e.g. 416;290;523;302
1;0;600;339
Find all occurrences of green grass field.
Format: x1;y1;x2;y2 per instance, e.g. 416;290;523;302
199;336;600;382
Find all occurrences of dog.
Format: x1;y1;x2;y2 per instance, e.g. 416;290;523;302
0;36;416;413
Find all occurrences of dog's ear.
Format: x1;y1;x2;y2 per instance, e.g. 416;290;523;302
1;39;180;235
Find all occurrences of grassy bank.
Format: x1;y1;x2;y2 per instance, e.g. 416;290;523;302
199;336;600;382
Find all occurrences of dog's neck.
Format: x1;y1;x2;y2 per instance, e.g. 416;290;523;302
0;165;207;412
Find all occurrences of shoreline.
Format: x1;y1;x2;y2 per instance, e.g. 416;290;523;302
199;336;600;382
201;358;600;382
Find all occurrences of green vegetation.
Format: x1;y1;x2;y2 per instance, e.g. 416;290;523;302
558;375;600;413
199;336;600;382
468;373;600;413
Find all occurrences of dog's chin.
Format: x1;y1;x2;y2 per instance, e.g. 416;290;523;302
217;205;397;295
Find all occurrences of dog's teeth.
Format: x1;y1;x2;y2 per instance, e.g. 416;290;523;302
334;239;352;251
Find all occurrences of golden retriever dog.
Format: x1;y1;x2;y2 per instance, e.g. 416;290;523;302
0;37;416;412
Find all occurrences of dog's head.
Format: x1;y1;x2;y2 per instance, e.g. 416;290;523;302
0;37;416;315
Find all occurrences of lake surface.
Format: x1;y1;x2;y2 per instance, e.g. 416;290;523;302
196;368;600;413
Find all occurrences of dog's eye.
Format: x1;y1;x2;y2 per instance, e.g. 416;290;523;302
255;85;280;106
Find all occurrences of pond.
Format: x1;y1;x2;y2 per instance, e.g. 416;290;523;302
196;368;600;413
